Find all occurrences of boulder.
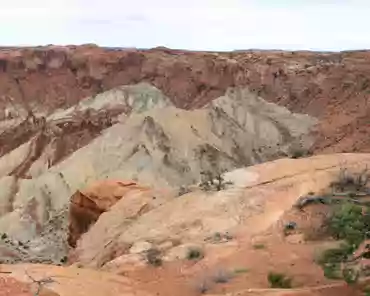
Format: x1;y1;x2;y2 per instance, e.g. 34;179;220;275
67;180;140;247
129;241;153;254
102;254;146;273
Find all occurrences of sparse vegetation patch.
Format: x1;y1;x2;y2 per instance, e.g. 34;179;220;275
211;269;233;283
253;244;266;250
186;246;204;261
267;272;292;288
177;185;191;197
292;167;370;284
199;170;233;192
195;279;210;294
233;267;249;274
317;202;370;283
330;167;370;193
204;231;233;244
145;248;163;267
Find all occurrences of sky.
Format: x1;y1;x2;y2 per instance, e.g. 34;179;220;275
0;0;369;51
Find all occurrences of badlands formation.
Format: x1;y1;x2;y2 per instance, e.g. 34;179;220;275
0;46;369;295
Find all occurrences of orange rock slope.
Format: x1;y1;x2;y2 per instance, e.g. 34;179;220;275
0;264;152;296
62;153;370;296
1;154;370;295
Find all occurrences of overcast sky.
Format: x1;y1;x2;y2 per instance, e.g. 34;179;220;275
0;0;369;51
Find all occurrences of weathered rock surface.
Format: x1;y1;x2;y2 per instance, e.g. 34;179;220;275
67;153;370;296
0;263;153;296
0;206;69;265
0;82;171;180
0;264;366;296
68;180;140;247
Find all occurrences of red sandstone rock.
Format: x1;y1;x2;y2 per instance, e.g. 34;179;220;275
67;180;140;247
0;277;33;296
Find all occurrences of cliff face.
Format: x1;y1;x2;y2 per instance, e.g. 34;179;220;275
0;46;369;153
0;45;240;114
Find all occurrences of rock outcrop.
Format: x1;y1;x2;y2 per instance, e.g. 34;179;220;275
0;82;171;179
68;180;141;247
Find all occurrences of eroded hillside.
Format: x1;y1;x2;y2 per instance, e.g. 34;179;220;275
0;82;316;263
0;46;369;153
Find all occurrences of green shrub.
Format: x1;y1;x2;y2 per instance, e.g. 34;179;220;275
315;168;370;283
267;272;292;288
322;262;342;279
328;203;369;247
363;287;370;296
233;267;249;274
317;244;354;279
186;247;204;261
317;244;354;266
253;244;266;250
342;267;359;285
290;149;306;159
318;202;370;282
60;256;68;264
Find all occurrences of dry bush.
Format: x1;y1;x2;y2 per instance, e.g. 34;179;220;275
199;170;233;192
211;269;233;283
267;272;292;288
145;248;162;267
330;167;370;193
186;247;204;261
